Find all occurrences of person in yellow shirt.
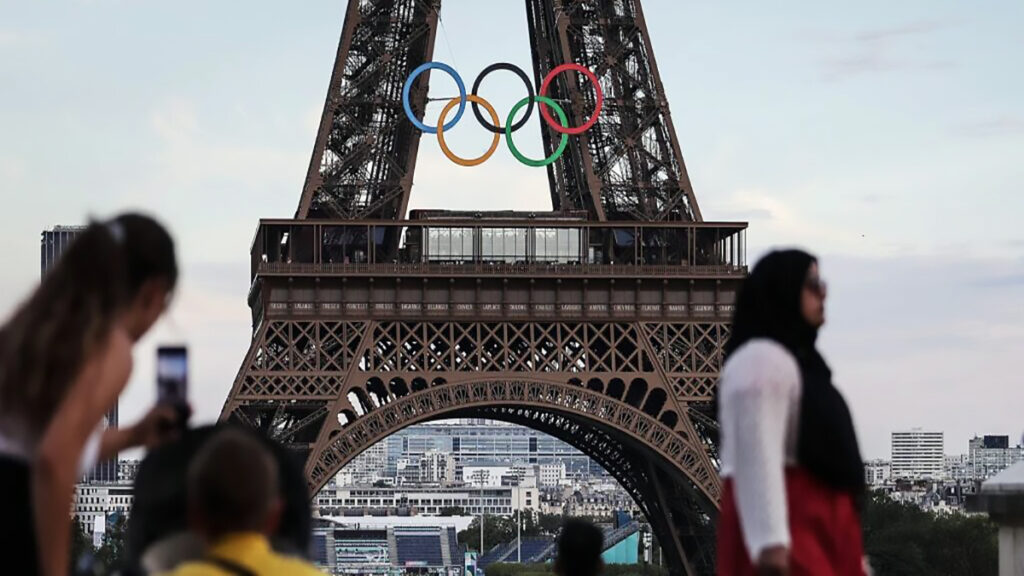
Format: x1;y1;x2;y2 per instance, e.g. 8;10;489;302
162;428;324;576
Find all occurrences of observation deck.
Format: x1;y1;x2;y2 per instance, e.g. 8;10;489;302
246;211;747;330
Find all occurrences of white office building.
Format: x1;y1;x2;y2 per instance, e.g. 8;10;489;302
539;462;567;487
891;429;944;480
316;484;540;517
864;459;892;487
944;454;970;482
74;483;134;535
385;421;595;479
968;435;1024;481
419;449;456;485
336;442;388;486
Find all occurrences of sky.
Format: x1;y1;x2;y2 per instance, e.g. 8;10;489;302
0;0;1022;460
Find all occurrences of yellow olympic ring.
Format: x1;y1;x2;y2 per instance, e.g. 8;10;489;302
437;95;502;167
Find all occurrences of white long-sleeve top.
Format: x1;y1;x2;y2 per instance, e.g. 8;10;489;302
718;338;802;561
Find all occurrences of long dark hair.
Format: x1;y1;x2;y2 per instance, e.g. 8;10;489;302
0;213;177;436
724;249;818;358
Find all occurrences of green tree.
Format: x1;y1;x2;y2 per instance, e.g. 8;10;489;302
69;519;94;570
94;514;128;573
537;513;563;535
458;515;522;552
861;491;997;576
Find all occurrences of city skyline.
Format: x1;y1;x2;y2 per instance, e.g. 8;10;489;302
2;0;1023;459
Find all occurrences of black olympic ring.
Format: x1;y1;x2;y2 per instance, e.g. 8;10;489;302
470;62;536;134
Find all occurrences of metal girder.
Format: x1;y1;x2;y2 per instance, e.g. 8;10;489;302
221;313;730;575
297;0;440;220
524;0;702;221
299;0;700;223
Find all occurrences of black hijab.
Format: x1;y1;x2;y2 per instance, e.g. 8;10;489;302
723;249;865;494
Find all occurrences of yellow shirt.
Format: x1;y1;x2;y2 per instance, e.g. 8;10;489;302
163;532;324;576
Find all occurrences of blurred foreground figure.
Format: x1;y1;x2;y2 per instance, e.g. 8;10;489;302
555;518;604;576
125;424;313;574
0;214;179;576
716;250;867;576
162;428;323;576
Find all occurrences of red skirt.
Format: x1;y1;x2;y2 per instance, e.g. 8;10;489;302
716;467;865;576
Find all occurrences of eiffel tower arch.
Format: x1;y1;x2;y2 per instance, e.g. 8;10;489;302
220;1;747;573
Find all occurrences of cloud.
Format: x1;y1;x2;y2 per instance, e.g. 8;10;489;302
819;253;1024;458
0;154;28;183
710;207;774;222
853;21;947;43
820;54;952;82
151;99;201;144
0;29;49;53
701;186;871;256
813;21;954;82
0;31;18;46
968;273;1024;288
137;97;309;261
955;115;1024;138
148;98;307;187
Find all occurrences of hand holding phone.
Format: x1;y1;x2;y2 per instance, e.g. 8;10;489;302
157;346;190;431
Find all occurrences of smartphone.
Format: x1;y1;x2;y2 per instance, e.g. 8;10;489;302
157;346;188;408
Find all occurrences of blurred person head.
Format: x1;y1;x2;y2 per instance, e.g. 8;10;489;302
187;429;283;541
554;518;604;576
724;249;824;358
0;213;177;435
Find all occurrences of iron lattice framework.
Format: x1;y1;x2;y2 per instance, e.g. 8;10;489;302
525;0;701;221
298;0;699;222
223;1;746;574
297;0;439;220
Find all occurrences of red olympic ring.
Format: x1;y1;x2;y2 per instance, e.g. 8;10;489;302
539;63;604;136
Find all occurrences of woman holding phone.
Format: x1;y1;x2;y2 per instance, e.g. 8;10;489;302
0;213;181;576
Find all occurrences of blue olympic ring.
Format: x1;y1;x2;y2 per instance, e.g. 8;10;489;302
402;62;467;134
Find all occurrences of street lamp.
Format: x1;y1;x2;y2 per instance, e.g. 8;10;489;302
516;505;521;563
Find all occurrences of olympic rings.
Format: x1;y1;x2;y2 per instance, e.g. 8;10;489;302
471;62;535;134
437;95;502;167
539;63;604;135
402;61;602;166
506;96;568;167
403;62;466;134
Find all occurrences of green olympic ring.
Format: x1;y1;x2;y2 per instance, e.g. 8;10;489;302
505;96;569;168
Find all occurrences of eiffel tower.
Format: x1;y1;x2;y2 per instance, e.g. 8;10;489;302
220;1;747;573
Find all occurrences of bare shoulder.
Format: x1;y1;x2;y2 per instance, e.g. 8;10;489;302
67;326;133;412
105;326;133;359
98;327;133;377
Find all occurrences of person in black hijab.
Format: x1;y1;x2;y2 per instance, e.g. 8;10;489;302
715;250;867;576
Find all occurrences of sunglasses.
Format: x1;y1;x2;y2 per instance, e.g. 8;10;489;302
804;276;827;296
